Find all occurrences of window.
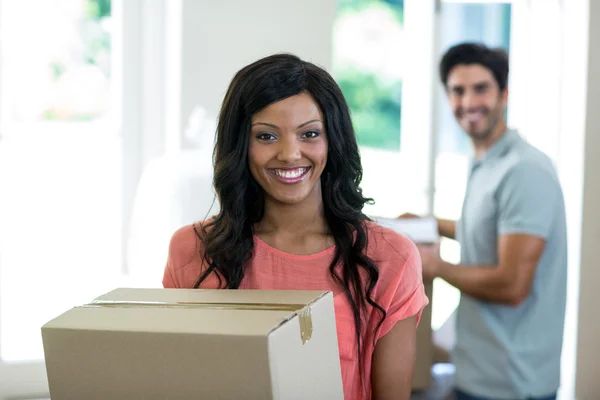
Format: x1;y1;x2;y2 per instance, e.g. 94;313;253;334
333;0;404;151
0;0;112;125
0;0;124;396
332;0;433;220
0;0;120;361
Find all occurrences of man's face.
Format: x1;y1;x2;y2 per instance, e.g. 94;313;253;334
446;64;508;141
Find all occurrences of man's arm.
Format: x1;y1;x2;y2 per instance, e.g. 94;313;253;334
436;218;456;240
439;160;562;306
433;233;545;306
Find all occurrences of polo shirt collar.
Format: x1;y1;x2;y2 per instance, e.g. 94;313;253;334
473;129;520;167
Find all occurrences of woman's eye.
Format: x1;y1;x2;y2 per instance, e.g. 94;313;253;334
302;131;320;139
256;133;276;141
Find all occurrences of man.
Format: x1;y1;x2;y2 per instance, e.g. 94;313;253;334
413;43;567;400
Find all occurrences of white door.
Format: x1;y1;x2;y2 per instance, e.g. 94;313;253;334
0;1;123;398
432;0;513;336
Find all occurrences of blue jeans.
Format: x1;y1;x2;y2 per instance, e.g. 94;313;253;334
455;389;557;400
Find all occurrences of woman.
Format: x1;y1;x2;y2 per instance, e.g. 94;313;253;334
163;54;428;400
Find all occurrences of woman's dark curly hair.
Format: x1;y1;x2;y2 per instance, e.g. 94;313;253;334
194;53;386;383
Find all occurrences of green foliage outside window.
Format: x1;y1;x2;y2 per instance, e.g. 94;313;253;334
83;0;111;74
41;0;111;121
334;0;404;151
86;0;111;19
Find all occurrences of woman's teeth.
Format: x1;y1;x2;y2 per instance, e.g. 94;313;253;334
272;168;308;178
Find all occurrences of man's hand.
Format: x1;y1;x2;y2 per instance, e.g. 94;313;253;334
417;244;441;281
396;213;420;219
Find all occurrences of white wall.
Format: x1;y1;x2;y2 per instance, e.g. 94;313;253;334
165;0;337;151
556;0;588;397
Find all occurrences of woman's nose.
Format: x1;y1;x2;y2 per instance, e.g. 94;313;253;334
276;137;301;163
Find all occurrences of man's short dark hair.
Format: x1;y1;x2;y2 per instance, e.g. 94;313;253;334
439;43;509;91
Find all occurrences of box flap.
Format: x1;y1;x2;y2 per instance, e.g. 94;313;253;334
96;288;328;305
43;289;329;345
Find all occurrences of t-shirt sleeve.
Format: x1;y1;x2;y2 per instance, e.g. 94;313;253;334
162;229;183;288
161;224;203;288
497;162;562;239
162;259;177;288
377;239;429;340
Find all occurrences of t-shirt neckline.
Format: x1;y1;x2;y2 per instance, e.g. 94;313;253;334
253;234;336;261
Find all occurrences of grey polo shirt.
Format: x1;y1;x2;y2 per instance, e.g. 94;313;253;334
453;129;568;399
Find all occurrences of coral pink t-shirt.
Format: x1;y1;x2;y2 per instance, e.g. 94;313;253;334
163;220;428;400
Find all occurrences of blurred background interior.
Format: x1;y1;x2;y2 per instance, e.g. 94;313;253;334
0;0;598;399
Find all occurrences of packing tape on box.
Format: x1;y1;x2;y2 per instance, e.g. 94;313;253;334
81;300;314;344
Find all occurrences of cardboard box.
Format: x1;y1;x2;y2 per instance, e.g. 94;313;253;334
42;288;344;400
374;217;438;390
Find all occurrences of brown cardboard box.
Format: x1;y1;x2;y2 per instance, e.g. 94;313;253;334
42;288;344;400
374;217;438;390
